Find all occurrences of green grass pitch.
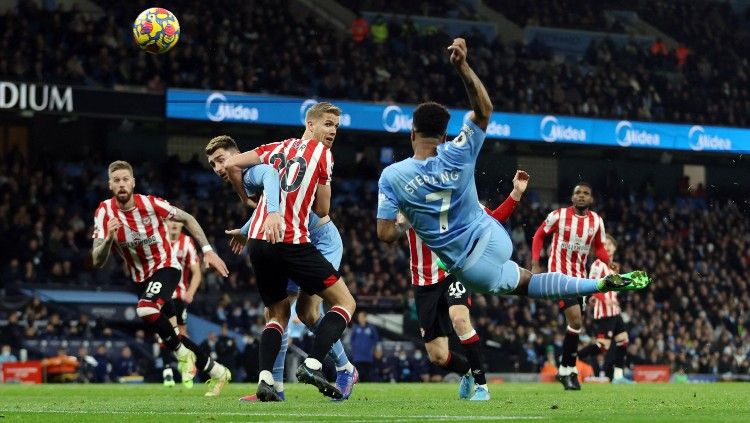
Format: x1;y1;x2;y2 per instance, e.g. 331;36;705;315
1;383;749;422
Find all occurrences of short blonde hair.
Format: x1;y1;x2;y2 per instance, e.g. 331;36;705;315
305;102;341;122
205;135;239;156
108;160;133;177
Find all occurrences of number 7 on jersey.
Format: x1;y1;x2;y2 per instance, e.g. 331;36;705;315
426;189;452;233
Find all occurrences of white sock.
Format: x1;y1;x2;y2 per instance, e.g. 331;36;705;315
174;343;189;359
568;366;578;375
336;362;355;373
558;365;571;376
208;361;226;378
259;370;274;386
274;381;284;393
613;367;624;380
477;384;488;391
163;367;173;378
304;358;323;370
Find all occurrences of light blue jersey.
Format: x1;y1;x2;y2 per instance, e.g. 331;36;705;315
377;119;519;294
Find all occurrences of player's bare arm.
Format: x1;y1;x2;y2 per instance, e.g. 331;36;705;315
511;170;530;201
184;261;202;304
312;184;331;217
377;214;409;244
91;219;121;267
448;38;492;131
172;207;229;277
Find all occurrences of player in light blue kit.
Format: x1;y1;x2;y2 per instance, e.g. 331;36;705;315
207;136;358;402
377;38;650;304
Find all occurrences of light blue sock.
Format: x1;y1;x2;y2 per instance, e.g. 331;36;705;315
272;328;289;384
527;272;600;299
313;312;350;369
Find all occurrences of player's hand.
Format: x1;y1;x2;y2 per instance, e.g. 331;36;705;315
106;219;122;241
203;251;229;277
264;212;283;244
609;262;621;273
531;262;543;274
225;228;248;254
183;291;194;304
511;170;530;200
447;38;467;68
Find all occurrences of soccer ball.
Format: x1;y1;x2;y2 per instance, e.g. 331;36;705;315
132;7;180;54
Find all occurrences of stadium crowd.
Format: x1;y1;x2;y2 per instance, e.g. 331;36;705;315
1;151;749;381
3;0;750;126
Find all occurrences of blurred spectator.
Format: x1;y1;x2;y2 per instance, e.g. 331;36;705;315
200;331;220;362
411;349;430;382
0;344;18;364
350;311;380;381
92;345;112;383
216;324;239;375
113;346;139;379
351;14;370;44
370;15;388;44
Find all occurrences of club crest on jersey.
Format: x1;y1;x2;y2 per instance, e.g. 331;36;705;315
453;133;467;147
588;228;595;235
142;216;152;226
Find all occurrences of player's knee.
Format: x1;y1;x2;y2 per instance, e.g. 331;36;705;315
451;316;471;335
136;299;161;323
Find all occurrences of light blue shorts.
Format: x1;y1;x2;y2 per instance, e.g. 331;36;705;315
453;223;520;295
287;221;343;293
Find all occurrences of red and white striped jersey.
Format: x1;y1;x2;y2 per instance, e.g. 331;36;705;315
170;233;199;300
406;228;447;286
92;194;181;283
405;201;517;286
588;259;620;319
246;138;333;244
541;207;606;278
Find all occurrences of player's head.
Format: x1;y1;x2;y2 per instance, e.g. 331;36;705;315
605;234;617;257
108;160;135;204
571;182;593;211
305;102;341;148
205;135;239;182
167;219;184;240
411;102;450;146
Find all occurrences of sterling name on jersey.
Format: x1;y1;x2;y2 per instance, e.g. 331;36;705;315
378;119;500;270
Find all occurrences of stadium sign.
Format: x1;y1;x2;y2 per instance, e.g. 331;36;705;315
166;89;750;154
382;105;413;133
615;121;660;147
0;81;73;112
540;115;587;143
687;125;732;152
205;92;259;122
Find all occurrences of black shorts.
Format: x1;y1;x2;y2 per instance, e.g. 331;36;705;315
558;297;585;312
135;267;181;305
248;239;340;306
414;275;472;343
173;299;188;326
593;315;626;339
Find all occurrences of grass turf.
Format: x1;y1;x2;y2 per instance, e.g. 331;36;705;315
0;382;749;422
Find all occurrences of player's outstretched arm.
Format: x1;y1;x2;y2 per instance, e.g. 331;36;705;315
449;38;492;131
172;207;229;277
